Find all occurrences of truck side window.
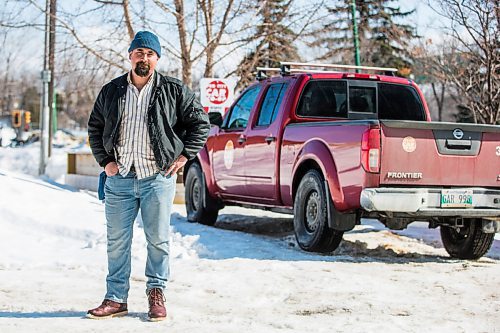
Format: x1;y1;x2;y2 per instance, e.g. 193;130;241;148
256;83;288;127
225;86;261;129
349;86;376;113
378;83;426;121
297;81;347;118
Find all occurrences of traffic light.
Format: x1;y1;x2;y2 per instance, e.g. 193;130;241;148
11;111;21;128
25;111;31;124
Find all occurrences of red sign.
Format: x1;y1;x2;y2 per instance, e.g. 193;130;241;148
206;80;229;105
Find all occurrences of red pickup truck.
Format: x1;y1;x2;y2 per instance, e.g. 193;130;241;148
184;62;500;260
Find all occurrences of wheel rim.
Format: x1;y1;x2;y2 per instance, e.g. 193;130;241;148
305;191;320;232
190;177;201;211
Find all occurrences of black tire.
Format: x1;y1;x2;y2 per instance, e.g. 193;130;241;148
185;163;219;226
293;169;344;253
440;218;494;260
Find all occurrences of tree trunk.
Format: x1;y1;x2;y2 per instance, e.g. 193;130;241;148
200;0;214;77
174;0;192;87
123;0;135;41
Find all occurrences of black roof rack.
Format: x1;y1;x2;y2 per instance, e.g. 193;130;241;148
255;67;280;81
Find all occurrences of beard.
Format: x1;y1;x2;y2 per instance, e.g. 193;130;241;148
134;61;151;77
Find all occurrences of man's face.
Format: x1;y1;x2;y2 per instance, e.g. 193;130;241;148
130;48;159;77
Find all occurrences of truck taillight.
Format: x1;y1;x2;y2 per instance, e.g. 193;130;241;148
361;128;381;173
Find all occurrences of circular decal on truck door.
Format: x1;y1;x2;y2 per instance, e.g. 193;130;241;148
402;136;417;153
224;140;234;169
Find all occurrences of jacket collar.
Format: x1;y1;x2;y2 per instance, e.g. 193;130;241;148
111;71;163;89
111;73;128;89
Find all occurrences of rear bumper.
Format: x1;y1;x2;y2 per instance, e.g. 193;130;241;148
360;187;500;217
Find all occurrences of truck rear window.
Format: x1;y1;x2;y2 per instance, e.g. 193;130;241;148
378;83;425;121
297;81;347;118
349;86;376;113
296;80;426;121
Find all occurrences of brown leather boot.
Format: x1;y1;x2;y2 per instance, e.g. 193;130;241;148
87;299;128;319
147;288;167;321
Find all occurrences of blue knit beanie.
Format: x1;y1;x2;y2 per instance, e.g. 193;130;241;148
128;31;161;58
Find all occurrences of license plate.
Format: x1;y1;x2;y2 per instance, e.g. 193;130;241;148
441;189;473;208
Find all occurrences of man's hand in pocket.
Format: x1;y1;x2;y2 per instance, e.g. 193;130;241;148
166;155;187;176
105;162;119;177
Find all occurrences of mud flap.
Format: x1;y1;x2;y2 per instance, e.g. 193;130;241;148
324;180;356;231
482;219;500;233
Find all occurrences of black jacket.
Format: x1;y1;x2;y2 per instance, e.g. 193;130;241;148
88;72;210;170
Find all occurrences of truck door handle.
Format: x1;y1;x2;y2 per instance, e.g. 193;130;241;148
265;136;276;144
238;136;246;144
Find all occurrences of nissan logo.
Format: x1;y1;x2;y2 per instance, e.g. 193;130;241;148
453;128;464;140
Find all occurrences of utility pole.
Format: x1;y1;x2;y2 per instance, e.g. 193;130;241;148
351;0;361;71
40;0;51;175
48;0;56;156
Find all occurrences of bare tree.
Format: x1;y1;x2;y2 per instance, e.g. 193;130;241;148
152;0;195;86
198;0;235;78
0;3;42;116
430;0;499;124
152;0;252;88
94;0;136;40
18;0;133;72
413;39;456;122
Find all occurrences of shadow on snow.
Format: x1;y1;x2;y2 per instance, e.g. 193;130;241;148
170;212;499;264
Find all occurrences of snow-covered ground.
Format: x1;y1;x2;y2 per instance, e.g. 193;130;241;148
0;145;499;333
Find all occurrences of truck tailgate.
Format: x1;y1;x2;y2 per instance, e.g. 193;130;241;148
379;120;500;187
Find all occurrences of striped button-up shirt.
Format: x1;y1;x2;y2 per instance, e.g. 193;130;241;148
115;72;158;179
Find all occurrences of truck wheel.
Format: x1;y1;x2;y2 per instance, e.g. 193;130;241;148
293;170;344;253
440;219;494;260
185;163;219;226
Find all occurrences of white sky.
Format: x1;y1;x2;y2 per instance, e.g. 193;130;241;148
401;0;451;43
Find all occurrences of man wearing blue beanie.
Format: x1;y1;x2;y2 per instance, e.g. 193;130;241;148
128;30;162;58
87;31;210;321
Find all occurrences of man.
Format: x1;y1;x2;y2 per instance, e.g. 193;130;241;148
87;31;210;321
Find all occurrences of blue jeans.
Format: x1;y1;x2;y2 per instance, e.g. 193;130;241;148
104;171;176;303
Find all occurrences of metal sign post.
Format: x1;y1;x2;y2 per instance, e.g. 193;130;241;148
40;70;51;175
39;0;51;176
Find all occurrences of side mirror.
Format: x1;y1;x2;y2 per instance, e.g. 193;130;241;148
208;112;223;127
